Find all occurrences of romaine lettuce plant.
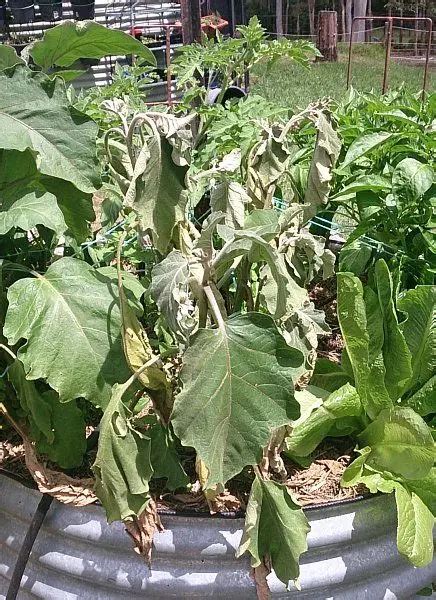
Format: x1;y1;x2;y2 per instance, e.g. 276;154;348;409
288;259;435;567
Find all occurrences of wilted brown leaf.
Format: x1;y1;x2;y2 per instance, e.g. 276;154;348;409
23;438;96;506
124;497;163;563
252;560;272;600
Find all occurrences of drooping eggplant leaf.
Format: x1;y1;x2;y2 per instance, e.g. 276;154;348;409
127;132;188;255
4;258;142;407
236;475;310;585
0;67;99;193
303;112;341;220
93;379;152;522
172;312;302;487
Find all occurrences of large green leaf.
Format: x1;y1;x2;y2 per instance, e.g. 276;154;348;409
8;359;53;443
399;286;436;415
8;360;86;468
236;475;310;585
0;149;67;235
286;383;363;457
406;468;436;517
172;313;302;486
149;422;189;491
341;132;393;168
309;358;352;392
35;391;86;469
0;186;66;236
30;21;156;70
358;407;435;480
331;175;390;199
303;112;341;220
0;67;99;193
374;260;412;399
337;271;392;418
4;258;138;407
0;45;25;70
395;483;435;568
93;379;152;522
392;158;434;202
127;133;188;255
41;176;95;243
342;456;435;568
338;240;372;275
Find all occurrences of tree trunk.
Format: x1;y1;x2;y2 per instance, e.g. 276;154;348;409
308;0;315;36
366;0;371;41
180;0;202;44
317;10;338;61
345;0;352;40
284;0;289;34
340;0;346;41
276;0;283;37
353;0;367;42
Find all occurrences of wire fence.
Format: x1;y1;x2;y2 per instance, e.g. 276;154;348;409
263;22;435;59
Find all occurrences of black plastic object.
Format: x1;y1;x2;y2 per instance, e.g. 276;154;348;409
38;0;62;20
6;494;53;600
8;0;34;22
70;0;94;20
207;85;246;105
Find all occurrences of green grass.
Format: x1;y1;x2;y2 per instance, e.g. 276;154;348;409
251;43;435;109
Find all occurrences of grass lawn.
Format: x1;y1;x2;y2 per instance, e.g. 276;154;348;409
251;43;435;109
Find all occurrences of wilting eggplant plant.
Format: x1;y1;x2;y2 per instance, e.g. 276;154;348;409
0;20;434;599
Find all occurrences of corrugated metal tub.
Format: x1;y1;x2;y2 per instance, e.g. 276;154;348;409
1;474;435;599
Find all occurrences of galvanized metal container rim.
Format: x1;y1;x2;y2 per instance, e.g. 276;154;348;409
2;472;436;599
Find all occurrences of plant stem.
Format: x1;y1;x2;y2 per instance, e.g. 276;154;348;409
204;285;226;330
0;344;17;362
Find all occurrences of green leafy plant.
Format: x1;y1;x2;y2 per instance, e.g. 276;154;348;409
1;22;435;600
326;88;434;288
0;20;156;82
288;259;435;567
173;16;319;107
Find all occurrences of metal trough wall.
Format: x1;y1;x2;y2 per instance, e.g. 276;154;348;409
1;475;435;599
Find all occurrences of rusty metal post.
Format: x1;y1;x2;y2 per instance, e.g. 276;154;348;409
347;16;431;98
422;18;433;100
382;17;393;94
180;0;202;44
165;26;173;108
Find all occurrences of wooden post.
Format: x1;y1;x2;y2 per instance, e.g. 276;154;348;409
180;0;202;45
317;11;338;62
